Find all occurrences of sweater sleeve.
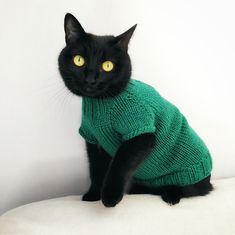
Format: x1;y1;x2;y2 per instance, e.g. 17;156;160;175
112;100;156;142
78;123;98;144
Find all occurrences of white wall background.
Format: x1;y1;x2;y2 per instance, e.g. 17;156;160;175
0;0;235;215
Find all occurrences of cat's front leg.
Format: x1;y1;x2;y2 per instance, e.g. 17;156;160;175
101;133;155;207
82;142;111;201
101;171;125;207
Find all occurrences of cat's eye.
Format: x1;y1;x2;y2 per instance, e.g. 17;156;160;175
102;61;114;72
73;55;85;67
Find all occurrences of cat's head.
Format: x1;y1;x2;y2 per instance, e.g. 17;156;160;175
58;13;136;98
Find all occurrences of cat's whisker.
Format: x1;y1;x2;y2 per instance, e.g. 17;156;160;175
48;86;67;104
53;90;70;122
33;80;65;94
44;86;69;117
51;85;78;123
60;89;73;118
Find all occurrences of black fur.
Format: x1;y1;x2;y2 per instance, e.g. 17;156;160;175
101;133;156;207
82;143;111;201
129;175;213;205
58;13;136;99
58;13;213;207
83;136;213;206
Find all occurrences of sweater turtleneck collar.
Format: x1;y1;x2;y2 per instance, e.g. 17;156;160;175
82;79;135;103
81;79;136;122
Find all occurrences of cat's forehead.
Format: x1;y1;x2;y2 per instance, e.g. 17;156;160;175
89;34;115;46
82;34;115;53
68;34;116;58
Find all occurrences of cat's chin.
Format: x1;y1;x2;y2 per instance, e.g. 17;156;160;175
79;88;103;97
72;88;106;98
68;84;124;99
77;86;120;99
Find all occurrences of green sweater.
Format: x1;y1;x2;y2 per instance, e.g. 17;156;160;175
79;79;212;187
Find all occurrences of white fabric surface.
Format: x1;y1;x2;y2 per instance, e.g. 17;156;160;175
0;178;234;235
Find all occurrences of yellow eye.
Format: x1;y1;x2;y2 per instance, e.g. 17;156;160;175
102;61;114;72
73;55;85;67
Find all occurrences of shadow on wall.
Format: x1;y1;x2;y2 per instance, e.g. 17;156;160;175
1;155;89;215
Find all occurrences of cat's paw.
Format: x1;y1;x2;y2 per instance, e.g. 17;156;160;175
101;184;124;207
101;190;124;207
82;190;101;201
161;186;182;205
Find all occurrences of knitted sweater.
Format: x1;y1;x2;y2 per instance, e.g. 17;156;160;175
79;79;212;187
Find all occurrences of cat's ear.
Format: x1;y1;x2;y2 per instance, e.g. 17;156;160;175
115;24;137;51
64;13;86;44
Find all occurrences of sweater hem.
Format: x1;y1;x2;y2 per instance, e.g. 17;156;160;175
134;156;212;187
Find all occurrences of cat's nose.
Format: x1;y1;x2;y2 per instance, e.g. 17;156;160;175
85;76;96;86
87;80;96;86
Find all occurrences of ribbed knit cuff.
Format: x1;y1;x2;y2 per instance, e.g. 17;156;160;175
78;128;98;144
135;155;213;187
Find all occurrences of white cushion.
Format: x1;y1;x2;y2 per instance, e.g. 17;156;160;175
0;178;235;235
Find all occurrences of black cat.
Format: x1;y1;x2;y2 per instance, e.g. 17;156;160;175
58;13;213;207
